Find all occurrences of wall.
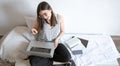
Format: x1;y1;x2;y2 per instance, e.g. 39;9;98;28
0;0;120;35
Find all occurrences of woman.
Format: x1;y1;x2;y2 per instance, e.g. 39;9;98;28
30;1;71;63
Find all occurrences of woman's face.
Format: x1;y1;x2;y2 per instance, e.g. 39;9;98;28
39;10;51;20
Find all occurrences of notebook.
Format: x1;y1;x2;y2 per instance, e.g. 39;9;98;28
26;41;55;58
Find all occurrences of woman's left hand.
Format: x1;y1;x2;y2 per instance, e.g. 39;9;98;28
54;39;59;48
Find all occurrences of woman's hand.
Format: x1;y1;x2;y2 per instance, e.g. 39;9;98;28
31;28;38;35
54;39;59;48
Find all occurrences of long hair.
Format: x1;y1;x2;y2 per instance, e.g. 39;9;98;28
37;1;57;30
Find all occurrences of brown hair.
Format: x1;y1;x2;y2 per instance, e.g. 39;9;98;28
37;1;57;30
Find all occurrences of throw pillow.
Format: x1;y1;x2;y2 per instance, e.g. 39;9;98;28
24;16;35;30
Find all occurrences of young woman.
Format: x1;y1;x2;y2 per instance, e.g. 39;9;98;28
30;1;71;63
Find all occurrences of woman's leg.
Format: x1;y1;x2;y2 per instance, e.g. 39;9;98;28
53;43;71;62
28;56;53;66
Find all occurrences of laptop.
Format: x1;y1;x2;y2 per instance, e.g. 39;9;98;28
26;41;55;58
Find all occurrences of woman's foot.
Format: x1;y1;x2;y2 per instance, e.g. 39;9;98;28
69;60;76;66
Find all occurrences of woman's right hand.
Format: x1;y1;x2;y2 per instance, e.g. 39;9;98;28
31;28;38;35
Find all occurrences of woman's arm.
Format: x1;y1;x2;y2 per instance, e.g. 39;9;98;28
56;16;64;40
54;15;64;48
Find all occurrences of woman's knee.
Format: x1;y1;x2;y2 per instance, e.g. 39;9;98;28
57;43;71;58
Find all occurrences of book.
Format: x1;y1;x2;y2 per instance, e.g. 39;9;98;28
65;37;85;51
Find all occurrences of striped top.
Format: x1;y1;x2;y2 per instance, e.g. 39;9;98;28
37;14;60;42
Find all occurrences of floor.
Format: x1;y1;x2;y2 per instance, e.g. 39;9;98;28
112;36;120;52
111;36;120;65
0;36;120;66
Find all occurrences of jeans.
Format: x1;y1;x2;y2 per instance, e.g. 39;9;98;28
53;43;71;62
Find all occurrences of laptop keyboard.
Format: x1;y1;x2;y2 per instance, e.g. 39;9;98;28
30;47;51;53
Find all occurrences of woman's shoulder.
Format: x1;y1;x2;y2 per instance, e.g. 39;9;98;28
55;13;64;25
54;13;62;17
55;13;63;20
